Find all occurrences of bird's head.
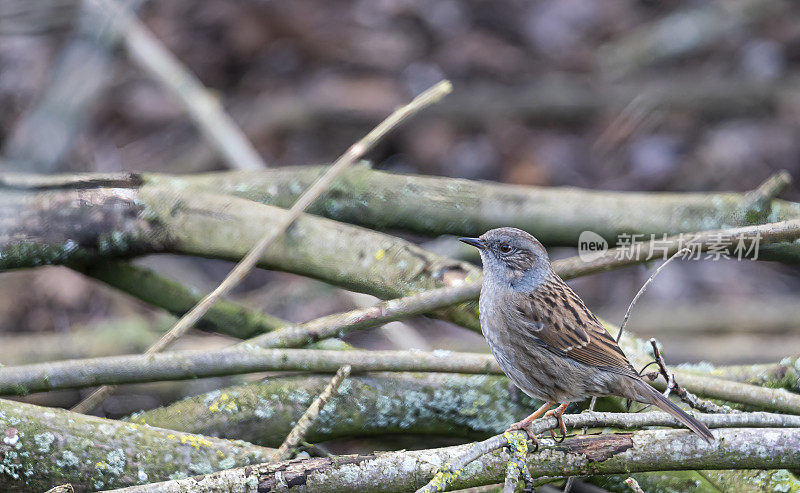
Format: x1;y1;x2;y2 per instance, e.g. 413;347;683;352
459;227;551;290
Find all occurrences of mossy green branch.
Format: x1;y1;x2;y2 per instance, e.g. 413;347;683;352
79;261;287;339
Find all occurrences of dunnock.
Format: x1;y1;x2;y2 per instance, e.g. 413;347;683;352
460;227;714;443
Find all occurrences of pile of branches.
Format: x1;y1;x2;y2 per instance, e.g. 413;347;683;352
1;81;800;491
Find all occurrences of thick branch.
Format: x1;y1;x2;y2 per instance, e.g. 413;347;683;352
0;398;274;492
0;184;484;329
146;166;800;262
128;373;545;445
107;426;800;492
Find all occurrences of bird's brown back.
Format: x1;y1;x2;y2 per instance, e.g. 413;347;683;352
501;274;639;378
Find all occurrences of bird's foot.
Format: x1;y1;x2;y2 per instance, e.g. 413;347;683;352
505;420;540;451
543;403;569;443
504;401;555;451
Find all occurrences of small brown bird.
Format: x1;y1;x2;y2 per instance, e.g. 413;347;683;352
460;227;714;443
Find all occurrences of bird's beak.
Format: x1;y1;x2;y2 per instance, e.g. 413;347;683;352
458;237;485;250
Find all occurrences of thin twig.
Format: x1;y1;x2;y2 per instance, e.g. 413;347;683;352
649;338;738;414
624;477;645;493
616;247;690;343
272;365;351;461
70;80;452;413
245;282;479;349
89;0;268;171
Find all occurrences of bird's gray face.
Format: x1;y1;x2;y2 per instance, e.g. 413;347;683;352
460;227;551;291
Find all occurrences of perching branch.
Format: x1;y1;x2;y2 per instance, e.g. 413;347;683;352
105;423;800;493
416;411;800;493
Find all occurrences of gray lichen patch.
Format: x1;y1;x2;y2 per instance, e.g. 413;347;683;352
33;432;55;453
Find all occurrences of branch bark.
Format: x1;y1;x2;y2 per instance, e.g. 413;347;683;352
145;166;800;262
0;348;498;395
127;373;545;446
3;345;799;414
0;398;274;492
105;425;800;493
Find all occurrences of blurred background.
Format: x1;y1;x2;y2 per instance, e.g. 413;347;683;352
1;0;799;417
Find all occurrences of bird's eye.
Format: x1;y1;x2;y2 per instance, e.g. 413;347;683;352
499;243;512;253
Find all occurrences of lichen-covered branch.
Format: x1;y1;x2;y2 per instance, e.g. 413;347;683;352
0;398;274;492
131;376;800;492
271;365;351;461
107;426;800;493
0;183;483;330
128;373;544;446
418;412;800;493
145;165;800;262
417;411;800;493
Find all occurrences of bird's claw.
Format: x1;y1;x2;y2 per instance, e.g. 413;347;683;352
505;422;540;452
544;406;568;443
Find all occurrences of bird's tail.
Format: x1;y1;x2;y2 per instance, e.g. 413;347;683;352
635;379;715;444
